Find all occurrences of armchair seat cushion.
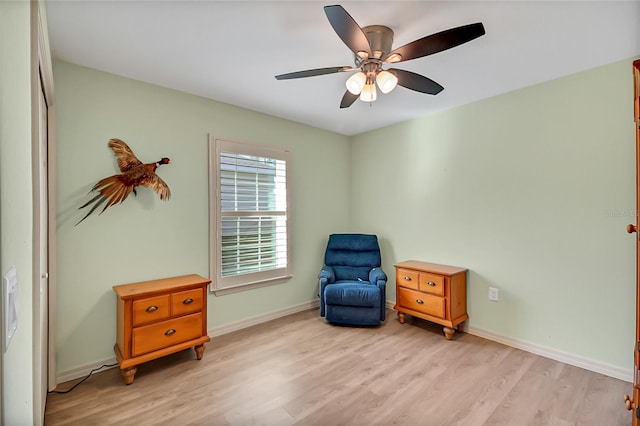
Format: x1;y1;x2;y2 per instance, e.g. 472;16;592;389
324;282;381;308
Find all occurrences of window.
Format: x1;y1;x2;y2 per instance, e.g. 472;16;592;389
209;136;291;294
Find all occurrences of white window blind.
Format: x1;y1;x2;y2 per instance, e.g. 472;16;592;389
210;136;291;294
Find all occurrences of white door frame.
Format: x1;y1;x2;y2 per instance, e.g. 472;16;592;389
31;1;56;423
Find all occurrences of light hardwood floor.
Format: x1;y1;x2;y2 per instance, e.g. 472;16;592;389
45;309;632;425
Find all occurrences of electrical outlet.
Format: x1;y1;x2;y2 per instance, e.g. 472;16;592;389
488;287;499;301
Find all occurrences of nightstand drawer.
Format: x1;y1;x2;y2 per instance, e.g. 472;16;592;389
397;287;445;319
419;272;444;296
132;313;203;357
132;295;170;326
171;288;203;316
396;268;420;290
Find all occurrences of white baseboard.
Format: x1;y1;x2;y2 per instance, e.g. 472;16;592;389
56;358;119;385
57;300;631;385
466;325;632;383
56;300;321;384
208;299;320;337
387;300;631;382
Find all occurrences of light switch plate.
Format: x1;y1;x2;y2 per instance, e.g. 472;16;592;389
488;286;499;301
4;266;18;352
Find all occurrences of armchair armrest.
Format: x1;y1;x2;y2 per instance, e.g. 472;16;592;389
318;266;335;317
319;266;335;284
369;267;387;285
370;267;387;321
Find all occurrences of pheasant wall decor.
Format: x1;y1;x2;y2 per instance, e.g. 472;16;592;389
76;138;171;225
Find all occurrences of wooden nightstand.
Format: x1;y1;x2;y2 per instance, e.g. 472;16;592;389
394;261;468;340
113;274;211;384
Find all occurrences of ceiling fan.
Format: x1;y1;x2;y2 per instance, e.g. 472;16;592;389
275;5;485;108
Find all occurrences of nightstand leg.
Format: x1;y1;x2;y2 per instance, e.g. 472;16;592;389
120;366;137;385
397;312;406;324
194;344;206;360
457;322;465;333
443;326;455;340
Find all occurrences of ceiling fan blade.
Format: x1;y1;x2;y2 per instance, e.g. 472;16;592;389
384;22;485;63
275;66;353;80
391;68;444;95
324;5;371;57
340;91;359;109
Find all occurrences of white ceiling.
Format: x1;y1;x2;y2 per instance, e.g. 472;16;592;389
46;1;640;136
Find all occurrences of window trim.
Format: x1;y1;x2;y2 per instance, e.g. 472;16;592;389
208;135;292;295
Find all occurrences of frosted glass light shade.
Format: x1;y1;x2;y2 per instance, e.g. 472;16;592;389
376;70;398;94
385;53;402;63
359;83;377;102
345;72;366;95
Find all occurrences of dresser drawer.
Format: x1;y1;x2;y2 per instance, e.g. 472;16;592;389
396;268;420;290
419;272;445;296
397;287;445;319
132;295;170;326
171;288;203;317
132;313;203;357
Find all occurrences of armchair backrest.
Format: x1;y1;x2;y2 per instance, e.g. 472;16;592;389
324;234;381;281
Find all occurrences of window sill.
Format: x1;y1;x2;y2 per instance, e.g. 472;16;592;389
210;274;293;296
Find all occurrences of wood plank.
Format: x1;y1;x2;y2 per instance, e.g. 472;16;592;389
112;274;210;299
45;309;631;425
395;260;467;276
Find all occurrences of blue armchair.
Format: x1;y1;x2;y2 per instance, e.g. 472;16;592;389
318;234;387;326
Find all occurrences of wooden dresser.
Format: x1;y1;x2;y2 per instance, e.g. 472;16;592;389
113;274;211;384
394;260;468;340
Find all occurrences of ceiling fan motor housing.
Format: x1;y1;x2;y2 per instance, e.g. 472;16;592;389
361;25;394;60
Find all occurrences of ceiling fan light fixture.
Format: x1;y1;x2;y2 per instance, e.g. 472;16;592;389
385;53;402;63
376;70;398;94
356;51;369;60
346;71;366;95
359;82;377;102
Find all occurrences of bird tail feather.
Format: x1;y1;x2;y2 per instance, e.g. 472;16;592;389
94;176;131;211
75;175;133;225
75;193;107;226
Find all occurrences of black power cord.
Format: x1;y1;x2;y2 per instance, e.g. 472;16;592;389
48;362;119;394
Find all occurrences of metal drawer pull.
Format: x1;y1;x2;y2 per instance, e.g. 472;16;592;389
416;299;424;304
165;329;176;336
404;276;412;281
146;305;158;313
427;281;436;287
183;298;194;305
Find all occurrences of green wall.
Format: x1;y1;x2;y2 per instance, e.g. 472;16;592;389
0;1;35;423
54;56;637;378
351;58;637;372
53;60;351;372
